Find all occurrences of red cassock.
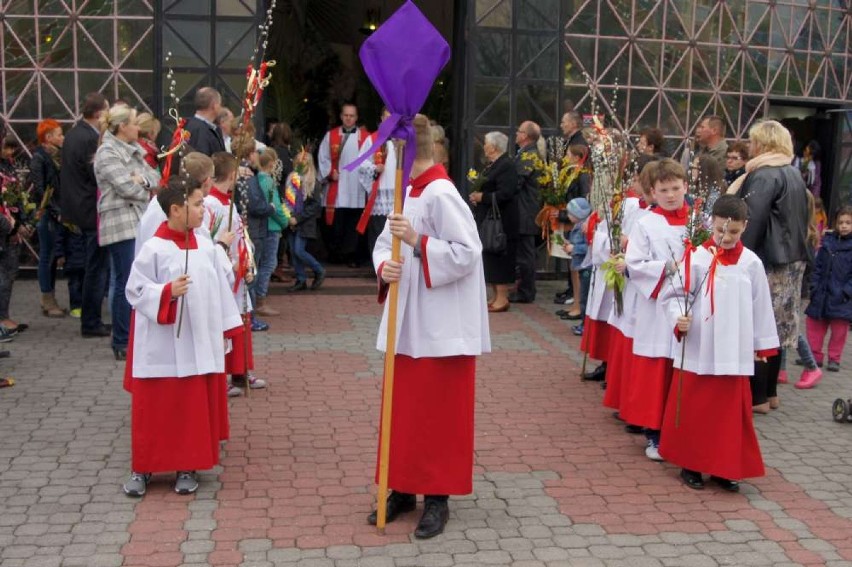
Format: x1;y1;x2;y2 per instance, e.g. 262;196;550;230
617;354;673;430
659;371;765;480
225;315;254;374
376;355;476;495
581;317;611;362
602;329;631;410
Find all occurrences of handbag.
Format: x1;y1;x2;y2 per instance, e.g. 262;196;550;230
479;195;507;254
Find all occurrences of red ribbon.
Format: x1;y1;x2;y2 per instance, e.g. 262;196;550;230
160;119;188;187
703;246;723;318
234;239;248;294
584;211;600;244
681;238;695;296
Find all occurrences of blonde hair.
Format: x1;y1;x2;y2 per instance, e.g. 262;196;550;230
293;151;317;198
135;113;161;139
100;103;136;135
182;152;214;184
748;120;794;157
258;147;278;170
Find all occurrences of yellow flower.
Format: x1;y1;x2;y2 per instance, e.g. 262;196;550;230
467;168;479;182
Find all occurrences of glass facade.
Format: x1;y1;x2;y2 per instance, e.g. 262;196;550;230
465;0;852;197
0;0;156;150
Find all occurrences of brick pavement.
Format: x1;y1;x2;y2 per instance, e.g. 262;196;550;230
1;278;852;566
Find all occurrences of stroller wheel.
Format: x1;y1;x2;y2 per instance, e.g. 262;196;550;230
832;398;849;423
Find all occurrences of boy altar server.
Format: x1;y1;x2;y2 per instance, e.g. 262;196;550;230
122;177;243;497
659;195;778;491
621;158;689;461
367;114;490;539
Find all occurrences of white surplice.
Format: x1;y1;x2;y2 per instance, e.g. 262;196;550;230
204;190;251;313
372;166;491;358
660;245;779;376
318;128;369;208
126;227;243;378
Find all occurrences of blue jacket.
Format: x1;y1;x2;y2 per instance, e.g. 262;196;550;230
567;223;588;270
805;231;852;322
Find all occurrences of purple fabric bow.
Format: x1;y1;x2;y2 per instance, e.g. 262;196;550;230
344;0;450;185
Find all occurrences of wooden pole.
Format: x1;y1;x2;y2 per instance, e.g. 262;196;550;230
376;140;406;533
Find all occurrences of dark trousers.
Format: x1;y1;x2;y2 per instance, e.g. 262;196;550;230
751;353;781;405
331;208;364;264
81;229;108;333
106;239;135;349
37;215;59;293
515;234;537;301
578;267;591;317
0;242;19;320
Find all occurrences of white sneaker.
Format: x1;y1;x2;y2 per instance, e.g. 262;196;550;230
645;439;663;462
248;375;267;389
227;385;243;397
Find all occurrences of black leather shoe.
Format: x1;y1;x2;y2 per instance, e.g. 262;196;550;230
0;350;10;359
508;293;533;304
367;491;416;526
582;364;606;382
286;281;308;293
310;271;326;291
681;469;705;490
710;476;739;492
82;324;112;338
560;312;583;320
414;498;449;539
625;424;644;434
113;348;127;361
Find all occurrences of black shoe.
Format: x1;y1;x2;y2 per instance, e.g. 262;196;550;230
561;312;583;320
414;498;449;539
0;351;9;359
367;491;416;526
600;380;607;390
681;469;704;490
555;309;569;317
582;364;606;382
625;424;644;434
310;271;326;291
286;281;308;293
710;476;739;492
82;324;112;338
113;348;127;361
508;293;533;304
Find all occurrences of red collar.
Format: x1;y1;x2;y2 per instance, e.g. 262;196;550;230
154;221;198;250
652;203;689;226
409;164;452;198
703;238;744;265
209;187;230;206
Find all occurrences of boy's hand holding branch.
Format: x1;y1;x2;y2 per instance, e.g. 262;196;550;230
172;274;191;297
677;314;692;334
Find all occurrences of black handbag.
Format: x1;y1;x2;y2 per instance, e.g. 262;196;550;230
479;196;507;254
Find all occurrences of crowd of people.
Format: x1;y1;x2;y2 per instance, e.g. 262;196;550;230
0;86;849;529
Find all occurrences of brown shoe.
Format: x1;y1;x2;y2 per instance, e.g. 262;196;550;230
254;297;280;317
41;293;67;318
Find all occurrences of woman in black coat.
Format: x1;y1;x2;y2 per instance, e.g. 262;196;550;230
469;132;519;312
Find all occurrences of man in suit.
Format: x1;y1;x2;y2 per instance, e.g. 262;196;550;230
510;121;542;304
60;92;111;338
185;87;226;156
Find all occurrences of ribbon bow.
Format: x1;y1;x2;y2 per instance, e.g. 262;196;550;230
703;245;723;319
681;237;696;295
243;60;276;125
158;111;190;187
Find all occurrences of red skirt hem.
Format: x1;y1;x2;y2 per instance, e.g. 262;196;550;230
226;315;254;374
602;330;630;410
618;355;673;430
375;355;475;495
131;373;229;473
659;370;765;480
581;317;611;361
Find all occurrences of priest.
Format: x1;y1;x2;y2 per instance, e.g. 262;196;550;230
367;114;490;538
317;102;370;266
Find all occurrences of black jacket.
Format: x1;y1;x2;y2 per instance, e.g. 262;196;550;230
292;195;321;240
514;145;542;236
737;164;810;267
29;146;62;221
475;153;520;237
184;116;225;156
805;232;852;322
59;120;100;230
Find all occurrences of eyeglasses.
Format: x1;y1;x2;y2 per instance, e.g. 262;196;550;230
725;155;744;160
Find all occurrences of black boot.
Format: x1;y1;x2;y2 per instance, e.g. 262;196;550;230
582;363;607;382
414;496;449;539
366;491;416;526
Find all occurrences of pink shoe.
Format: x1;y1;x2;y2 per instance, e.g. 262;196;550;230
794;368;823;389
778;370;789;384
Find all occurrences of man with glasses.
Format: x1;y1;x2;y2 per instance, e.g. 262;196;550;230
724;141;749;187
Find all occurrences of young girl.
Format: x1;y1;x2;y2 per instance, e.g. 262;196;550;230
801;206;852;380
284;151;325;291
